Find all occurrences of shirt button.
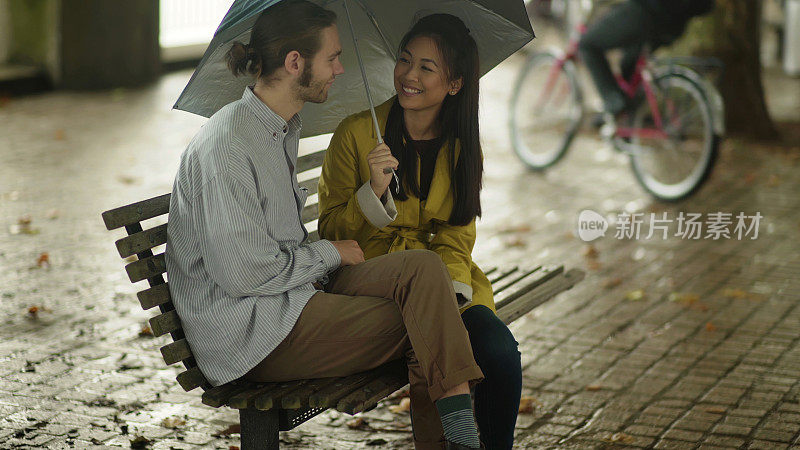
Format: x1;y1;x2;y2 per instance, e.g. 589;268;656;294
283;126;288;133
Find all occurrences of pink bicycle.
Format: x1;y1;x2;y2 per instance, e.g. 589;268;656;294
508;21;724;201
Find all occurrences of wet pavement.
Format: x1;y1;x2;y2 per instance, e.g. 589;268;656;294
1;43;800;448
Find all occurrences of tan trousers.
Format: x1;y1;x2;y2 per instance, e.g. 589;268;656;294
244;249;484;449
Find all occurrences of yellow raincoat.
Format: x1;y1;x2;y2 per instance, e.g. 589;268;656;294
318;97;494;312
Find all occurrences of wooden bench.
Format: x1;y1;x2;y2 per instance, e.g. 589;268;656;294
101;146;585;450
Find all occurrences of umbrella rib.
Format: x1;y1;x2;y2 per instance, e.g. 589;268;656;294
342;0;384;144
352;0;397;59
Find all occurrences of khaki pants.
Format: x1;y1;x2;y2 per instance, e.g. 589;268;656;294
244;250;484;449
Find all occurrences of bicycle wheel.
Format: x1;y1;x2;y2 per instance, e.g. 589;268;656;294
509;50;583;170
628;72;719;201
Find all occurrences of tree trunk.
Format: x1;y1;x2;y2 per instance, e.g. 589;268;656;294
670;0;779;140
60;0;160;89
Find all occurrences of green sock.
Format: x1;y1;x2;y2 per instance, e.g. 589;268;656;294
435;394;480;448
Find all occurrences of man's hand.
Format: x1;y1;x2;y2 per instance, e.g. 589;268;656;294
331;240;365;266
367;143;399;198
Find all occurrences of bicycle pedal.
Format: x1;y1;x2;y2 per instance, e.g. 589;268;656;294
600;114;616;139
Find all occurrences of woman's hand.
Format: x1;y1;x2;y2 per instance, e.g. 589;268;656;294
367;143;399;198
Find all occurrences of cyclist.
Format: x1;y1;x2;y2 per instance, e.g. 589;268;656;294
578;0;715;120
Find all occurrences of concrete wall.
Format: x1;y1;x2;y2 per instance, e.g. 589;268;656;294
1;0;60;82
0;0;10;64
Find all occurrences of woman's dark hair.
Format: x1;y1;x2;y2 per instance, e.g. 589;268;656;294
226;0;336;82
384;13;482;226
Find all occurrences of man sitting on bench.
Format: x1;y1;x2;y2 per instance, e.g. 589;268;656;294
164;1;484;449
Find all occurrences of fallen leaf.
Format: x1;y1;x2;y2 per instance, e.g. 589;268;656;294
705;322;716;332
54;129;66;141
118;175;138;185
497;224;533;234
124;255;138;263
11;215;40;235
36;252;50;268
705;407;726;414
766;174;781;187
130;436;151;449
139;326;153;337
602;278;622;289
721;288;747;299
229;447;240;450
504;237;527;248
743;173;757;184
625;289;645;301
668;292;699;304
161;416;186;429
607;432;634;443
388;397;411;414
586;260;602;271
213;424;241;437
582;245;599;259
518;396;541;414
28;306;39;318
346;417;370;430
586;384;603;391
46;209;60;220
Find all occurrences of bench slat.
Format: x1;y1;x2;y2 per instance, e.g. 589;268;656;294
301;203;319;224
337;372;407;415
298;178;319;196
116;223;168;258
281;377;343;409
497;268;585;325
149;309;181;337
483;267;498;276
126;253;167;283
137;283;172;310
309;371;382;408
488;267;519;284
493;266;542;295
228;382;280;409
494;265;563;309
102;193;171;230
297;150;326;173
161;338;192;365
176;367;207;391
254;380;312;410
202;383;255;408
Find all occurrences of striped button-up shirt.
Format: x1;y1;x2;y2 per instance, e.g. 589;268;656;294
165;87;341;386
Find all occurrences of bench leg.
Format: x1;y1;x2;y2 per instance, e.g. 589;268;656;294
239;408;280;450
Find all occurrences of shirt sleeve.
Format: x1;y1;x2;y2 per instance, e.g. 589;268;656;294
429;218;476;300
194;174;340;298
318;118;397;243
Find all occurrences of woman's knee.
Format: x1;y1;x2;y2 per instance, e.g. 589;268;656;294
465;307;522;376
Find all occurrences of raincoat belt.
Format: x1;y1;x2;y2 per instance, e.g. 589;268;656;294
376;228;434;253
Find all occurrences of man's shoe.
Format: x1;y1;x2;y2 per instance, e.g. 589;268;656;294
445;440;485;449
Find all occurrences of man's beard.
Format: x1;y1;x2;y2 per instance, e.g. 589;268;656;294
295;62;330;104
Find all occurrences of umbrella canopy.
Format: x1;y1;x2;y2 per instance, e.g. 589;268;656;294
174;0;534;138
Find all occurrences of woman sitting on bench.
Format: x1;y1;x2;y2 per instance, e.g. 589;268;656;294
318;13;523;450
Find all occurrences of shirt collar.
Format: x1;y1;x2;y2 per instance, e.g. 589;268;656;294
241;86;303;137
